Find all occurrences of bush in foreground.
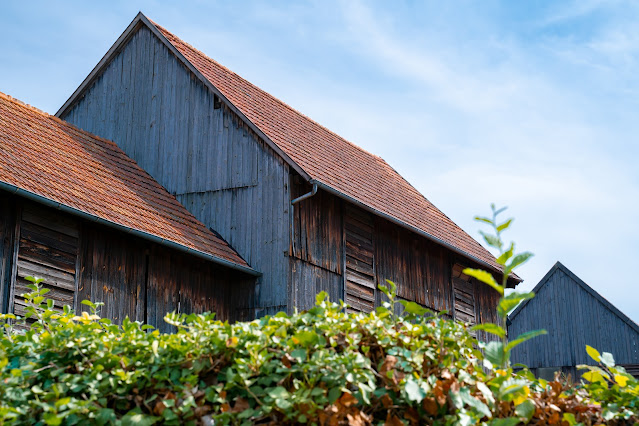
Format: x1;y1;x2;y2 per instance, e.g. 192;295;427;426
0;280;637;425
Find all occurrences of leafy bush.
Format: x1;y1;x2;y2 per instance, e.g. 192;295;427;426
1;205;637;425
0;279;637;425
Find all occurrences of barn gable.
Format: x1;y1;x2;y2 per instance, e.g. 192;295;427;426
509;262;639;377
55;13;519;322
57;21;291;316
57;13;514;282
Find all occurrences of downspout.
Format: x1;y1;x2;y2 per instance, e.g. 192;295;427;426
289;182;318;247
289;182;318;309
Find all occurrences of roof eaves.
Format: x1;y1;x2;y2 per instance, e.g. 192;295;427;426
0;181;261;277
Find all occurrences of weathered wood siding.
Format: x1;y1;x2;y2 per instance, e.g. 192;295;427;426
0;194;17;314
509;266;639;370
287;183;501;329
12;204;79;317
0;195;254;328
289;180;343;310
375;219;453;314
343;206;376;313
61;25;288;318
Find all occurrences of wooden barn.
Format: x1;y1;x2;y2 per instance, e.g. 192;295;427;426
508;262;639;379
54;12;519;330
0;92;258;331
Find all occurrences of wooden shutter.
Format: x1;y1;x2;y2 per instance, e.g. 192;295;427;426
451;263;477;326
344;206;375;313
10;205;79;317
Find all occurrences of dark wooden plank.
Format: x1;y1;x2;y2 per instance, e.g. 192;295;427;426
346;254;374;272
20;221;78;254
21;205;79;238
345;260;374;277
14;280;74;305
344;228;374;250
453;277;474;294
454;298;476;318
346;270;376;289
17;260;75;291
18;238;76;274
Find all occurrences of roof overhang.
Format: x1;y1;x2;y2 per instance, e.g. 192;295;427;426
0;182;261;277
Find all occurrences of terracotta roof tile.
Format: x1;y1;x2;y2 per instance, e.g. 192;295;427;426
151;22;511;277
0;92;252;271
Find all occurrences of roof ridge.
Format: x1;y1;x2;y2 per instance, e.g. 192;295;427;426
151;21;387;163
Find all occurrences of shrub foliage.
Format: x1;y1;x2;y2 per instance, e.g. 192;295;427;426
0;279;637;425
1;205;637;425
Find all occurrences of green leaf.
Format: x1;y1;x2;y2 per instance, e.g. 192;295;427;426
268;386;289;400
496;243;514;266
515;399;535;421
404;378;426;403
474;216;494;225
292;330;319;347
562;413;578;426
315;291;328;304
504;252;533;276
600;351;615;367
400;300;430;316
328;388;341;404
586;345;601;362
471;323;506;338
462;268;503;296
43;413;63;426
498;379;528;401
488;418;520;426
480;231;502;249
458;387;491;418
498;292;534;317
496;218;513;232
484;341;506;367
505;329;547;352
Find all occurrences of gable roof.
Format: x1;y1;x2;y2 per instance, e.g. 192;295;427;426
56;13;517;282
0;92;257;276
509;261;639;334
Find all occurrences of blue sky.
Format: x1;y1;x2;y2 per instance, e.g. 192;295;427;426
2;1;638;322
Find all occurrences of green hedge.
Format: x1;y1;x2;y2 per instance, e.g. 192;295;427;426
0;280;637;425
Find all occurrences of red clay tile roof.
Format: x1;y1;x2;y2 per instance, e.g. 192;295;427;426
0;92;253;272
150;21;511;278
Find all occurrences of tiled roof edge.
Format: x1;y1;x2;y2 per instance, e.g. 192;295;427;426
0;181;260;276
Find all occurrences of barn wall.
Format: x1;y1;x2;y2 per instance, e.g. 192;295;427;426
0;196;254;328
61;25;289;318
77;215;254;330
287;182;500;327
289;180;343;310
509;267;639;369
375;219;453;314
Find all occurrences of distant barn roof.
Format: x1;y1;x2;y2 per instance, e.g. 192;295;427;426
57;13;516;280
0;92;256;275
509;261;639;334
